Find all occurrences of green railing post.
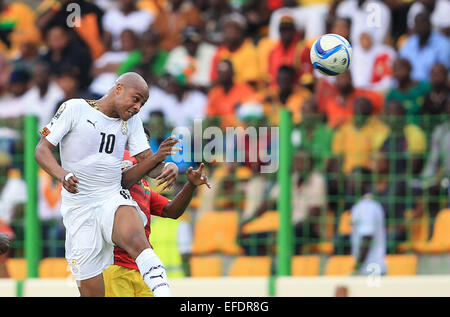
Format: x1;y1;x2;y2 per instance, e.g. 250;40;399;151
276;109;293;277
24;115;40;277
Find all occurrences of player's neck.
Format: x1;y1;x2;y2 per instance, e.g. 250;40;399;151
94;97;120;119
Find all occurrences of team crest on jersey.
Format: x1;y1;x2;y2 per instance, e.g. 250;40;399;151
53;102;67;120
40;127;51;137
121;121;127;135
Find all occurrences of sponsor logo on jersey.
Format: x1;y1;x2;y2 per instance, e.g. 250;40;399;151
86;119;97;128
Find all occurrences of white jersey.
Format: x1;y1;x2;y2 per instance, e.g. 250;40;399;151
42;98;150;209
351;194;386;275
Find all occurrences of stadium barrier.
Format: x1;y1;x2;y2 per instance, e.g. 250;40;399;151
1;276;450;297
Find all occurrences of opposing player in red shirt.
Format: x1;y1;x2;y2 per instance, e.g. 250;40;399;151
103;131;211;297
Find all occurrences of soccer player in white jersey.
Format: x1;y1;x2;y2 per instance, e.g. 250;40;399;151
35;72;180;297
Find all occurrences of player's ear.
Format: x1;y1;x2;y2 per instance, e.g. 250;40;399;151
114;83;124;96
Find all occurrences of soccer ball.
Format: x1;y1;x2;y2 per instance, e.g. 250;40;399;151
310;34;352;76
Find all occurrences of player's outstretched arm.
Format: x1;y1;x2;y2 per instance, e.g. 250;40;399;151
35;138;79;194
162;163;211;219
126;136;181;190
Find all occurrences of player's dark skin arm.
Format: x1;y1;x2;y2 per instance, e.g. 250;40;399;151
162;163;211;219
354;235;373;272
35;138;80;193
122;137;181;190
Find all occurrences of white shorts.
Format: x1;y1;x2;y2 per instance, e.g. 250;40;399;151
62;189;147;281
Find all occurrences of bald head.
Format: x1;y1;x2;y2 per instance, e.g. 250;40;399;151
115;72;149;93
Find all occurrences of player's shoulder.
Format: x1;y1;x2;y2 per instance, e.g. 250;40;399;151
57;98;90;112
125;112;145;132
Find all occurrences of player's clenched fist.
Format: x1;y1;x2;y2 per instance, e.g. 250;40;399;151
186;163;211;188
62;172;79;194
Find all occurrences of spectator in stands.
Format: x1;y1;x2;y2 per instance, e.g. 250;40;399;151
422;98;450;204
348;167;386;275
332;97;389;174
333;0;391;46
0;68;31;119
89;29;139;98
399;12;450;82
317;70;384;128
0;0;36;58
40;25;92;89
165;26;217;91
291;98;334;172
138;70;207;131
268;0;328;41
201;0;232;45
168;72;207;130
10;26;42;74
238;0;271;41
266;15;302;88
36;0;106;61
0;168;27;228
206;59;256;129
377;100;427;252
118;29;169;86
407;0;450;36
422;63;449;133
151;0;204;51
350;31;397;92
145;110;191;174
262;65;311;125
38;169;65;257
21;61;64;131
379;99;427;176
210;13;262;86
386;58;431;125
329;16;351;41
240;149;327;255
54;65;92;108
102;0;154;51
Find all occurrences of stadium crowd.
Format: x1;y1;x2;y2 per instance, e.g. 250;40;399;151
0;0;449;277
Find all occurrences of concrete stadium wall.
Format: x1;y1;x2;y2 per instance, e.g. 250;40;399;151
1;276;450;297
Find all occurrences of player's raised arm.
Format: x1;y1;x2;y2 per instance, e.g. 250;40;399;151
162;163;211;219
128;138;181;191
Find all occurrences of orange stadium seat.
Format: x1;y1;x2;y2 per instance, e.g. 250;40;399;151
301;212;335;255
6;258;27;280
228;256;272;277
291;255;320;276
338;210;352;235
190;256;223;277
192;211;243;255
397;210;429;253
413;209;450;254
39;258;72;278
385;254;418;276
324;255;355;276
241;211;279;234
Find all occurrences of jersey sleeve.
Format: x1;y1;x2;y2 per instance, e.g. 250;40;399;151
126;115;150;157
40;101;78;146
149;191;169;217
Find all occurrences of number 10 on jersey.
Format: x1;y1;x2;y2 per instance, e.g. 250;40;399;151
99;132;115;154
